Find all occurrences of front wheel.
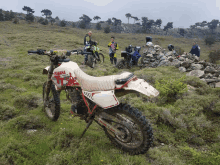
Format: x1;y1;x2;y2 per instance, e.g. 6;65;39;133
43;82;60;121
88;55;96;68
115;59;125;69
103;103;154;155
97;53;104;64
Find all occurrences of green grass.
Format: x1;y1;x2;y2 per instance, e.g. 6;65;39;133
1;20;220;164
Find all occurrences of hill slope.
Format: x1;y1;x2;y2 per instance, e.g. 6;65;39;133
1;21;220;165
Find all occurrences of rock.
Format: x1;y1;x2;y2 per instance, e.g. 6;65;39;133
160;56;166;61
200;78;206;82
167;56;174;62
158;60;170;67
181;61;191;69
204;66;216;74
150;58;155;62
165;51;173;56
146;54;153;58
194;56;199;62
150;61;159;67
181;55;186;58
186;68;193;72
27;129;37;134
171;59;181;68
178;57;185;61
190;63;203;70
157;54;163;60
216;82;220;87
186;70;205;78
205;73;213;79
198;61;205;65
214;72;220;77
179;67;186;72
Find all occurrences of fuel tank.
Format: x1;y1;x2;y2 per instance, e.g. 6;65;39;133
51;61;81;89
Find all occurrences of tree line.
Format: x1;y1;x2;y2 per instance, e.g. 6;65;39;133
0;7;220;35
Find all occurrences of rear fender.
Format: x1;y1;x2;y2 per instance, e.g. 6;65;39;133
123;79;159;97
43;66;50;74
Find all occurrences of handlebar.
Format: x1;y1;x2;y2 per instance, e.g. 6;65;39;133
58;59;70;62
28;49;46;55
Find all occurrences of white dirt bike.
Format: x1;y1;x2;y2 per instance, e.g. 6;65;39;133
27;49;160;155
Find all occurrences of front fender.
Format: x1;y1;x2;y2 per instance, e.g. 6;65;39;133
43;66;50;74
123;79;159;97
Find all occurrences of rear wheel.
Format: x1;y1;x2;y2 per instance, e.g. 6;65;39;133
115;59;125;69
43;82;60;121
102;103;153;155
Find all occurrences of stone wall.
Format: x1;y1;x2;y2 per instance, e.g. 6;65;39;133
141;47;220;87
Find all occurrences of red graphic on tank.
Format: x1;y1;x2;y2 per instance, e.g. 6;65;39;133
66;73;80;86
53;71;80;86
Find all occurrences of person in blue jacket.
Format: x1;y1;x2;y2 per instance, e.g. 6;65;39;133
189;42;200;58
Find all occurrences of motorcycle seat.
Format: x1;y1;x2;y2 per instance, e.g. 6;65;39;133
74;68;133;91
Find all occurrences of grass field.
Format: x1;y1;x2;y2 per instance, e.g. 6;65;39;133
1;20;220;165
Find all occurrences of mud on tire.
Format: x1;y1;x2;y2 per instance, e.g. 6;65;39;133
87;55;95;68
103;103;153;155
43;82;60;121
115;59;125;69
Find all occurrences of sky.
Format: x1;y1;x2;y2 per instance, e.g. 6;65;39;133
1;0;220;28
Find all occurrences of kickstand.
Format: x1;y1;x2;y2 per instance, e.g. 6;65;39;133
80;119;94;139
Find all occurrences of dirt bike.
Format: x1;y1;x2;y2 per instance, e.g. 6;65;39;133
83;41;104;68
27;49;159;155
116;45;142;69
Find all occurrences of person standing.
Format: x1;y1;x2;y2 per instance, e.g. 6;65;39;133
83;31;92;64
108;36;119;65
189;41;200;59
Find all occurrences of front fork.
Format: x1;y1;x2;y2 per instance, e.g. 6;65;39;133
46;64;54;100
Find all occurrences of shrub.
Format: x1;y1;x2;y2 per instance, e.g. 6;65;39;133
208;49;220;64
60;20;66;27
175;46;185;55
13;92;41;109
104;26;111;33
72;22;76;28
25;14;34;22
79;21;86;29
155;75;188;103
0;104;17;120
7;114;45;130
179;28;185;37
96;23;102;30
41;19;48;25
13;17;19;24
37;17;44;24
204;35;216;45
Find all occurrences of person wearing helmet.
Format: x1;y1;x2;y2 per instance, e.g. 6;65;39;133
83;31;92;64
84;31;92;45
145;36;154;53
168;44;179;57
189;41;200;59
108;36;119;65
